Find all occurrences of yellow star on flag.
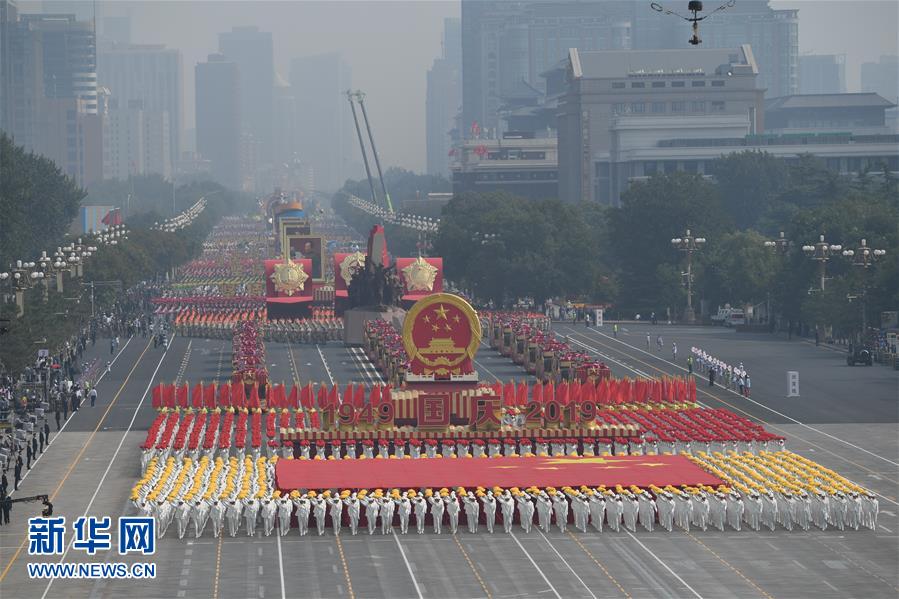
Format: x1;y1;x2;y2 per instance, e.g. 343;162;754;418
435;305;449;320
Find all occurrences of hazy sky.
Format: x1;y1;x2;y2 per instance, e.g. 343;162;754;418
27;1;899;173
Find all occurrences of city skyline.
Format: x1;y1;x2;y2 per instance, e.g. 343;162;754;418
13;0;899;176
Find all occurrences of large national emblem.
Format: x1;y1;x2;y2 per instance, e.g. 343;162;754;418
403;293;481;378
270;259;308;296
401;256;438;292
339;251;366;287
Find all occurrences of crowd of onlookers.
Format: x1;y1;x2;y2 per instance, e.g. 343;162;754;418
0;281;158;524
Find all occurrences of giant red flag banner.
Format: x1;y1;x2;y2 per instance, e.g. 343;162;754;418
275;455;722;491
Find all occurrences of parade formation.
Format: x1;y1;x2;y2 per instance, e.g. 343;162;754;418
123;201;879;545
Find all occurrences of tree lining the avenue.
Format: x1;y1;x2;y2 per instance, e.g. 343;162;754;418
335;151;897;333
0;134;255;373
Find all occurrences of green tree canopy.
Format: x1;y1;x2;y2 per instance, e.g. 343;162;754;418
0;132;85;267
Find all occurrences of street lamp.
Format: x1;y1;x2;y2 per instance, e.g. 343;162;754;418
842;239;886;337
802;234;842;292
671;228;706;323
763;231;790;254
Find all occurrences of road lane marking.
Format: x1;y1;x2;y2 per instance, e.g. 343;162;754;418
535;530;597;599
453;534;493;599
566;532;631;598
392;531;424;599
578;326;899;469
276;528;287;599
316;344;335;385
39;336;174;598
562;327;899;503
2;336;133;498
334;534;355;599
625;531;703;599
509;532;562;599
686;532;773;599
212;534;224;599
0;337;153;584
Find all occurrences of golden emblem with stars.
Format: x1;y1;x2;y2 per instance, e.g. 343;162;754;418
270;259;308;297
339;251;366;287
401;256;438;292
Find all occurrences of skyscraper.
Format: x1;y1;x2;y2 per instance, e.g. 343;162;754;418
195;53;241;190
461;0;632;135
98;43;181;174
462;1;797;137
1;9;101;185
289;52;353;192
634;0;798;99
861;55;899;133
218;26;274;166
798;55;846;95
426;18;461;176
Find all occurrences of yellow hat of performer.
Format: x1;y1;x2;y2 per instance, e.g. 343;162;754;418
457;487;466;496
425;489;433;498
307;491;317;498
407;490;417;498
322;490;331;498
274;490;281;498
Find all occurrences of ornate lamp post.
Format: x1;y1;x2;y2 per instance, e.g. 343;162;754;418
802;234;842;292
763;231;790;254
842;239;886;337
1;260;41;316
671;229;706;323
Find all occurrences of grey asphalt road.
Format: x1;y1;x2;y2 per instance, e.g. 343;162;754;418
1;328;896;599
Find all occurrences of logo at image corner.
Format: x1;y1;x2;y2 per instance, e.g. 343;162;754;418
119;517;155;555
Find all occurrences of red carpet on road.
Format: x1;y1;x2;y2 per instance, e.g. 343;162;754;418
275;455;722;490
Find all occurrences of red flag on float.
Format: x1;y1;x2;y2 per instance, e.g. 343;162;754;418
344;383;354;406
570;380;581;404
383;385;392;408
152;385;162;410
177;383;189;409
233;383;245;408
556;381;568;406
204;383;216;409
503;381;515;407
249;384;260;408
688;377;696;402
353;384;364;408
516;382;528;406
369;385;381;407
492;381;503;399
163;384;175;408
300;384;313;409
545;381;555;405
219;383;231;407
532;382;543;405
328;384;339;408
582;381;594;404
288;385;299;409
317;385;328;409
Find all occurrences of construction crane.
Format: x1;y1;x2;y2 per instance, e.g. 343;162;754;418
349;90;393;213
346;90;379;209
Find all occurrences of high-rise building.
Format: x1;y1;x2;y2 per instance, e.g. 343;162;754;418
195;53;241;190
218;26;274;166
102;94;171;181
98;43;181;175
861;55;899;133
289;52;353;192
1;9;101;185
634;0;798;99
799;55;845;95
861;55;899;103
20;13;98;113
462;1;796;137
461;0;633;135
556;46;764;205
426;18;462;176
